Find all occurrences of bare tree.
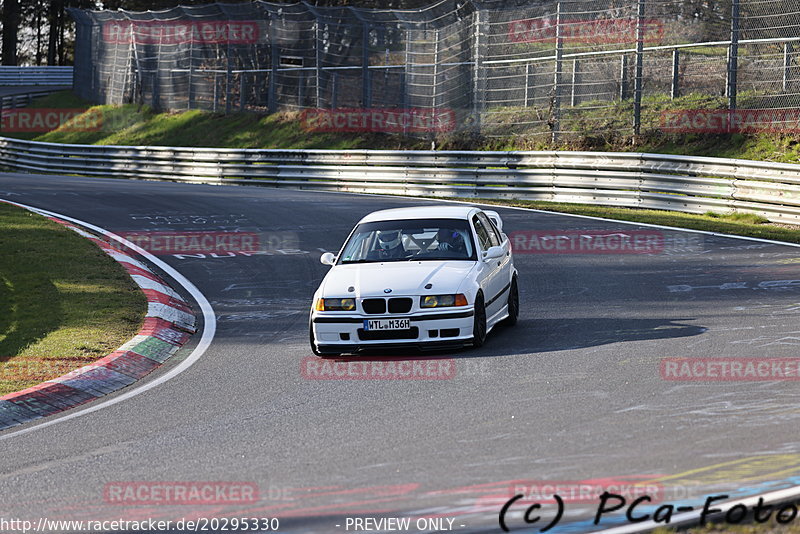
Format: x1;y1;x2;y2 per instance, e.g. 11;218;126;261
2;0;21;65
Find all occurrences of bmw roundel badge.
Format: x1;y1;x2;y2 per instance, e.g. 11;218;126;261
384;288;392;294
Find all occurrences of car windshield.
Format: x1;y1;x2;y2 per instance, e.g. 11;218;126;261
339;218;476;264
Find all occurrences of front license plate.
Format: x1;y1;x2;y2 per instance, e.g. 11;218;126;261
364;318;411;331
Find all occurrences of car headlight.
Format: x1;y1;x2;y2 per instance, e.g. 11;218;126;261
420;294;468;308
315;298;356;311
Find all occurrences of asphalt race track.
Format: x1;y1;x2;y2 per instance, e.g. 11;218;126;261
2;173;800;533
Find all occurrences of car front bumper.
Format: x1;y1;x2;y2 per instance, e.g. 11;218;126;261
311;308;475;354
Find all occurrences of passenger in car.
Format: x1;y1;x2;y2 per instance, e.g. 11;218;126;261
372;230;407;260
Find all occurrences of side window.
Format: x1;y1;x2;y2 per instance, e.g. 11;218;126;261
472;215;492;251
477;213;501;247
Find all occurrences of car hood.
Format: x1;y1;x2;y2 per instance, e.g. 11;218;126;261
321;261;475;297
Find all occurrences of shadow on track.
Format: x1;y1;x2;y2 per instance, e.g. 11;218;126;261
312;317;705;361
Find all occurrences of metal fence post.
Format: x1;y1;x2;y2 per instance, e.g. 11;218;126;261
362;24;372;108
152;74;160;110
315;21;323;108
402;30;411;136
298;70;305;107
633;0;645;140
331;72;338;108
524;63;532;107
619;54;628;100
433;29;441;109
240;74;247;111
268;41;278;113
727;0;740;111
784;42;793;92
671;48;680;99
213;73;218;112
404;29;412;112
188;39;194;109
384;48;390;100
472;9;487;130
551;1;563;144
570;59;579;107
225;41;233;114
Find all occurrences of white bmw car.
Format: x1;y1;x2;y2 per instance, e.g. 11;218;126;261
310;206;518;355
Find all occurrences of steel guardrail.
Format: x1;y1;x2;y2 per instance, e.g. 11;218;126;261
0;136;798;224
0;89;68;110
0;66;73;86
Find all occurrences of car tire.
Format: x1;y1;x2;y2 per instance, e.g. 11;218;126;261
503;276;519;327
472;292;487;348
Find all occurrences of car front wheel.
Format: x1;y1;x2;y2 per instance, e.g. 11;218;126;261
504;276;519;326
472;292;487;348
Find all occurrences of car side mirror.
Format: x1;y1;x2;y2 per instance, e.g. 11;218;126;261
483;246;504;261
320;252;336;266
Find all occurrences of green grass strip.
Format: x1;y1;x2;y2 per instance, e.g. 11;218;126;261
0;203;146;396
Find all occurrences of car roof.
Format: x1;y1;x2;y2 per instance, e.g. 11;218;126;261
358;205;480;224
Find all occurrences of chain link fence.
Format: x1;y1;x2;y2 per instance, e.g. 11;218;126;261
68;0;800;142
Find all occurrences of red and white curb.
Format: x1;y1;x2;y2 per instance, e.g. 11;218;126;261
0;213;196;430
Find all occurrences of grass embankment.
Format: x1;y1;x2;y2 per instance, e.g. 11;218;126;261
16;91;800;164
0;203;146;395
18;92;426;150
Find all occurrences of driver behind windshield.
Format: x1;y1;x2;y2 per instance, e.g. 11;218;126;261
371;229;406;260
436;228;466;254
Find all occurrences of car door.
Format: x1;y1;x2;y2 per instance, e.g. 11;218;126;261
472;214;504;318
482;211;513;301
